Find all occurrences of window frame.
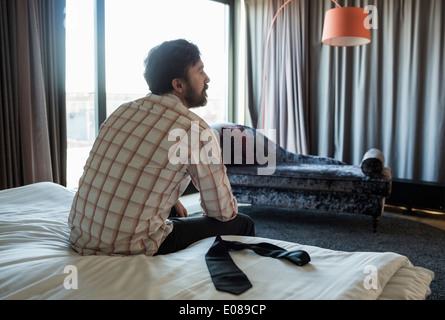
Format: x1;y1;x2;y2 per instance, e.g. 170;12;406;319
92;0;235;134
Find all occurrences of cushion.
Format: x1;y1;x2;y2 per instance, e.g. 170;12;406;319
226;164;392;196
219;125;259;166
361;148;385;177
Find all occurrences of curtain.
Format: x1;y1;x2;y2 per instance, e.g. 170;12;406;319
243;0;445;184
245;0;309;154
309;0;445;183
0;0;66;190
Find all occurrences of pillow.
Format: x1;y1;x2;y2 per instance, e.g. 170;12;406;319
220;125;259;166
361;148;385;177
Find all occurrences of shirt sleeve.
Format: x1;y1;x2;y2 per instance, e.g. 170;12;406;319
186;126;238;221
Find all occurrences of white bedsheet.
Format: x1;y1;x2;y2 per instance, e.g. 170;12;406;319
0;182;434;300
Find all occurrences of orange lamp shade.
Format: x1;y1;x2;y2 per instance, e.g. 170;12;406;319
322;7;371;47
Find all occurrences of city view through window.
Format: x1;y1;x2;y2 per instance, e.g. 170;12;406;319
65;0;229;188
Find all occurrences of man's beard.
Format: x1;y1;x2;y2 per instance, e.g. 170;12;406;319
185;84;209;108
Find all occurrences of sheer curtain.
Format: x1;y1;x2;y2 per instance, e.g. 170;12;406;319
244;0;309;154
0;0;66;190
242;0;445;184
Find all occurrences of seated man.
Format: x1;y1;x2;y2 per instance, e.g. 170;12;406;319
68;39;254;256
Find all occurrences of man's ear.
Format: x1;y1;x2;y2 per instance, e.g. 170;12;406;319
171;78;184;93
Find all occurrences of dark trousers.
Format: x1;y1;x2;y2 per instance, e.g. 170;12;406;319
155;212;255;255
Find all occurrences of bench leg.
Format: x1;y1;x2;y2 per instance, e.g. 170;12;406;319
372;215;378;233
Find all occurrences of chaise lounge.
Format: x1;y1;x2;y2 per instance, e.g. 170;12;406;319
210;123;392;232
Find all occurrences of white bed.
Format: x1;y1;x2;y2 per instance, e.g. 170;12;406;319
0;182;434;300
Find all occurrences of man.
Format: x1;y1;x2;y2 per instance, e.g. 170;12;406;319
68;39;254;256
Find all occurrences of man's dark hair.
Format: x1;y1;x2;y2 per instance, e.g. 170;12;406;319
143;39;201;95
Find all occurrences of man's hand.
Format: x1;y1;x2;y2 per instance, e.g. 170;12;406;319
174;200;188;217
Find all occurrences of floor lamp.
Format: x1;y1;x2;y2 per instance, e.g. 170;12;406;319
260;0;371;128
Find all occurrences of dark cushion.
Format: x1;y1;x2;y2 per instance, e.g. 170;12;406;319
219;125;259;166
226;164;392;196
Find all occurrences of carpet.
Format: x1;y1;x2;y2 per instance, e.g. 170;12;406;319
239;205;445;300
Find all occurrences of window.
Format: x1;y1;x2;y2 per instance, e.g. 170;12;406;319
65;0;231;189
65;0;96;189
105;0;230;122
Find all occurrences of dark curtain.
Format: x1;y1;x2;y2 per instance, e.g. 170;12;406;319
243;0;445;184
0;0;66;190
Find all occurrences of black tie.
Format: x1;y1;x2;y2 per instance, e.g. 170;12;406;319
205;235;311;295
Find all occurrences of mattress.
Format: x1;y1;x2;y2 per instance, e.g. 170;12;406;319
0;182;434;300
